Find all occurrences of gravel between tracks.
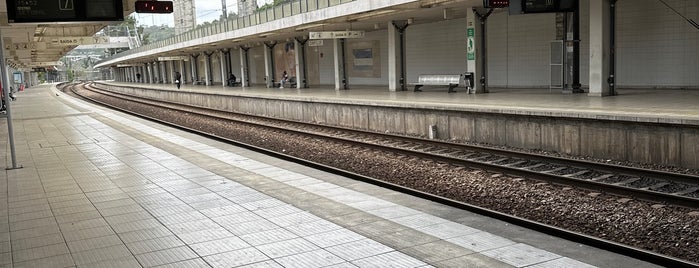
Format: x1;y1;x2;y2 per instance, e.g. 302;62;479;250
77;87;699;263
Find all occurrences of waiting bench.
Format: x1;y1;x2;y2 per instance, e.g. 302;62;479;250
275;76;297;88
413;73;474;93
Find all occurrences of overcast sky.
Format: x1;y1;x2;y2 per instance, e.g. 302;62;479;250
134;0;271;26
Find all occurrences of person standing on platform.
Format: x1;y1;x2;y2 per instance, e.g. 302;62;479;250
279;71;288;88
136;73;141;83
175;72;182;89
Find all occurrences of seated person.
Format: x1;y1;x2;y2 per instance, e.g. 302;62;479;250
227;73;237;86
279;71;288;88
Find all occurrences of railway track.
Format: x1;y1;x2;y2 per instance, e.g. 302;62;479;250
62;82;699;267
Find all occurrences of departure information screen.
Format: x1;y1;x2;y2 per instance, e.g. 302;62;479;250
6;0;123;23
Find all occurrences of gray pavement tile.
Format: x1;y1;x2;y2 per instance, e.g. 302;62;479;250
9;217;57;232
98;204;146;217
175;227;234;244
447;232;517;253
12;253;75;268
59;218;110;232
118;226;175;244
236;260;284;268
435;253;514;268
0;241;9;253
178;193;222;204
190;236;250;256
76;256;142;268
222;219;280;236
267;211;321;227
126;236;185;255
54;210;103;224
365;206;422;220
11;225;62;240
255;237;320;259
47;194;87;204
146;205;196;218
414;221;481;240
51;204;97;216
527;257;597;268
211;211;263;226
93;198;139;210
135;246;199;267
12;242;70;263
71;244;133;265
188;199;237;210
152;258;211;268
240;198;287;211
9;209;54;223
156;211;208;226
203;247;269;268
325;239;394;261
274;249;345;268
345;198;397;212
252;204;302;219
111;218;164;234
48;198;94;210
285;219;343;237
304;228;365;248
373;228;439;250
391;214;449;229
400;239;476;264
350;251;428;268
198;205;247;218
481;243;561;267
239;228;298;246
104;211;155;225
168;187;212;197
167;219;221;235
62;225;116;242
67;235;124;253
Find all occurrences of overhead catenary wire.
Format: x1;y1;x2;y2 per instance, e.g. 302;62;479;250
657;0;699;30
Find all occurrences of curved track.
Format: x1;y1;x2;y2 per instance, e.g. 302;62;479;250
62;82;699;267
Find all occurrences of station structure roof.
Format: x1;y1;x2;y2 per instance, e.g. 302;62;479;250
0;0;138;70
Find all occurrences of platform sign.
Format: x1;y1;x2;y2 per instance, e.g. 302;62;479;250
308;40;323;47
50;37;110;46
467;28;475;60
158;56;189;61
6;0;124;23
309;31;364;39
13;72;22;84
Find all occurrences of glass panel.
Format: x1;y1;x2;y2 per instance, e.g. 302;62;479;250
283;3;292;16
308;0;318;10
275;6;283;18
329;0;341;6
318;0;328;8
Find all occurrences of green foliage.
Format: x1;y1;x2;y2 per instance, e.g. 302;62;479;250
257;0;289;11
141;25;175;44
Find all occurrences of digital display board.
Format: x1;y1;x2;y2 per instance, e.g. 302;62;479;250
522;0;577;13
6;0;124;23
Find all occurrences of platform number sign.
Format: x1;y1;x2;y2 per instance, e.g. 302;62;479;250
59;0;74;10
467;28;475;60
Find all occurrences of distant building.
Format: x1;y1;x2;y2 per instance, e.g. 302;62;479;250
238;0;258;17
174;0;196;35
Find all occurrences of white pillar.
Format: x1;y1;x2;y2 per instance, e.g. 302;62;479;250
467;10;486;93
204;53;212;86
168;61;174;83
160;62;166;83
148;63;154;83
589;0;611;97
333;39;344;90
179;60;186;83
220;50;227;87
190;55;198;84
263;45;273;87
294;39;304;89
240;48;248;87
388;21;400;91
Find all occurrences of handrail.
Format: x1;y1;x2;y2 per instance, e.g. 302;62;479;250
96;0;355;66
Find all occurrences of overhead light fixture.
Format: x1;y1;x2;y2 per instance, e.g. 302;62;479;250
295;23;326;31
346;10;396;22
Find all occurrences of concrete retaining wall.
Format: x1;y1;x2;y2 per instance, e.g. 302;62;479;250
97;83;699;169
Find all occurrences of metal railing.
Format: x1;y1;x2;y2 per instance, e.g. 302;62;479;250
97;0;354;65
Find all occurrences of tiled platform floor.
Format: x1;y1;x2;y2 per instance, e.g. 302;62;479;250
0;84;661;267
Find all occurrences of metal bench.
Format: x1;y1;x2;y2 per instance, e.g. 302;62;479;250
413;74;463;93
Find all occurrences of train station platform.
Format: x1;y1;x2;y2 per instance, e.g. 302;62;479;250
0;84;663;267
102;81;699;125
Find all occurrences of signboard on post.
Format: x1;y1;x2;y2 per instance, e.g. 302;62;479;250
12;72;22;84
309;31;365;39
157;56;189;61
50;37;110;47
6;0;124;23
467;28;475;60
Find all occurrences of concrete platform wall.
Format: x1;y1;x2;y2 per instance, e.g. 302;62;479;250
98;83;699;169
